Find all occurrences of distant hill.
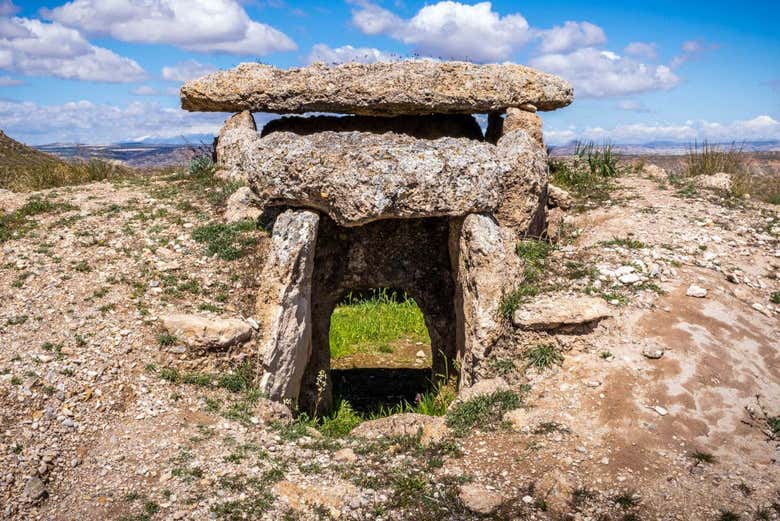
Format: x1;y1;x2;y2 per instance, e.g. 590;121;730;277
36;142;207;168
549;140;780;156
0;130;79;191
0;130;127;192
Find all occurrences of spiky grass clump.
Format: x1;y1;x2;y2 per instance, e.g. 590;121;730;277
549;140;621;201
684;141;743;178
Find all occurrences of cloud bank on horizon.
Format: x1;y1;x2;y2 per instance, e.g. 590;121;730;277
0;0;777;145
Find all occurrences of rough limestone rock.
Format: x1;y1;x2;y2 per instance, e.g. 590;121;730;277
696;172;733;191
450;215;523;386
219;126;541;226
547;184;573;210
257;209;319;402
181;61;573;115
455;376;510;403
503;107;544;147
350;413;450;446
512;294;613;331
261;113;484;141
224;186;261;223
23;477;46;502
494;130;549;236
214;110;257;181
459;484;504;515
161;313;252;349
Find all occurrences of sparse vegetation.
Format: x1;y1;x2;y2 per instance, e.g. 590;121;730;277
689;450;716;464
500;238;552;319
192;219;259;260
1;197;77;243
446;390;522;436
684;141;743;178
525;343;564;371
548;140;621;202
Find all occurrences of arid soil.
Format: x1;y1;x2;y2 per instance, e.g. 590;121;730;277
1;166;778;520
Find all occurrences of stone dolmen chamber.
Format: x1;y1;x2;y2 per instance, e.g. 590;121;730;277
181;61;573;414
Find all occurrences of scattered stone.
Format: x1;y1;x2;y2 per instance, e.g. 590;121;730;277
642;164;667;180
224;186;262;223
686;285;708;298
459;484;504;515
333;448;357;463
619;273;641;285
181;61;573;115
652;406;669;416
454;377;510;404
161;313;253;350
23;477;46;501
511;294;613;331
351;413;450;446
641;346;665;359
696;172;733;192
503;408;529;431
547;184;573;210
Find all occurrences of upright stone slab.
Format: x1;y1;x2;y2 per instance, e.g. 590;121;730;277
450;214;523;386
257;209;319;403
181;61;573;115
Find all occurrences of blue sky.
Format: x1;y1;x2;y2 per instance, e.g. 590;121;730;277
0;0;778;145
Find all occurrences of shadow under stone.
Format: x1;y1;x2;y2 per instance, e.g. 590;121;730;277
331;368;433;415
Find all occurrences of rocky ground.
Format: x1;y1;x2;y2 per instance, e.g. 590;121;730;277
1;164;779;520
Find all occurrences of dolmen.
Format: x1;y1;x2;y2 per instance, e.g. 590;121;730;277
181;61;573;414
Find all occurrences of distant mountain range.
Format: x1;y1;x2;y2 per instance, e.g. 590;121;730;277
548;140;780;156
35;141;208;167
31;137;780;167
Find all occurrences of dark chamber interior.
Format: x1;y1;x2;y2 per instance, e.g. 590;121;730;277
331;368;433;414
298;214;458;414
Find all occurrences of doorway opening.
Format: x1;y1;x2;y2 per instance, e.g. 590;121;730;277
329;288;433;414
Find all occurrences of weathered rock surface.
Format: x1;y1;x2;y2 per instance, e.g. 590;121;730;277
350;413;450;446
459;483;504;514
220;127;540;226
257;209;319;402
224;186;261;223
494;130;549;236
696;172;733;191
160;313;252;349
23;477;46;502
503;107;544;147
511;294;613;331
261;113;484;141
455;376;510;404
181;61;573;115
547;184;573;210
214;110;257;181
451;215;523;386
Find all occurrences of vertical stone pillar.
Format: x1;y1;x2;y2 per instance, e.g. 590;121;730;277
450;214;523;386
503;105;544;148
214;110;257;181
257;209;320;404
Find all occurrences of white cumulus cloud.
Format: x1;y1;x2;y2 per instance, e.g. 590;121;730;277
546;115;780;145
132;85;158;96
44;0;296;55
0;99;230;144
0;17;146;82
537;21;606;54
350;1;532;62
306;44;398;64
162;60;217;82
624;41;657;60
530;47;679;98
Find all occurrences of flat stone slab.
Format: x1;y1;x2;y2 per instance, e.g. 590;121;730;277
161;313;252;349
220;125;538;226
181;61;573;115
512;295;613;331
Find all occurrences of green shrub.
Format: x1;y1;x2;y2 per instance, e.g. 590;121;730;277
192;219;258;260
525;343;564;371
318;399;363;437
549;140;620;201
446;390;521;436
